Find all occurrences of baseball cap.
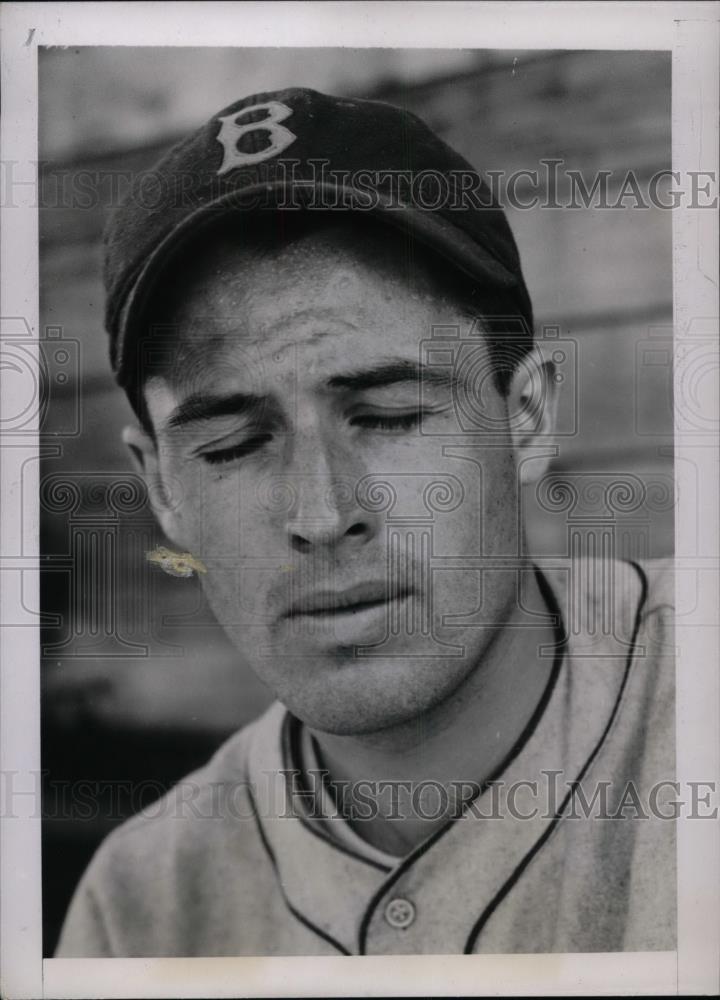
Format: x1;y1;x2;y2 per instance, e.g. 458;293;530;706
103;87;534;386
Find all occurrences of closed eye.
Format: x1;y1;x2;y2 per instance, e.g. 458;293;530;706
350;411;422;432
201;432;274;465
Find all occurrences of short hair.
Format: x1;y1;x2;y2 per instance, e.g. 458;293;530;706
125;210;534;435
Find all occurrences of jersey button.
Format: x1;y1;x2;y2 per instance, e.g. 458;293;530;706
384;897;416;929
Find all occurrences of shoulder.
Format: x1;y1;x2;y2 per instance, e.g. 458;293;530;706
629;557;674;668
609;558;675;778
96;701;283;864
635;556;674;614
540;556;674;715
540;555;674;623
70;706;281;893
539;555;673;649
55;701;287;956
632;556;675;691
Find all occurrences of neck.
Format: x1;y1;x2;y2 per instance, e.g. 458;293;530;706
309;567;560;856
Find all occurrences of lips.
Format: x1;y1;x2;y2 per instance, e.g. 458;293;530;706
284;581;410;618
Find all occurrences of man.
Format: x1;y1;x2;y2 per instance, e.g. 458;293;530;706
56;87;675;956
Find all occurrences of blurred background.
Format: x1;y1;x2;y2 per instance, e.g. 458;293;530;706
38;46;673;953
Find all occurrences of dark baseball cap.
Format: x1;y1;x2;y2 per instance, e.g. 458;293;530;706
103;86;534;386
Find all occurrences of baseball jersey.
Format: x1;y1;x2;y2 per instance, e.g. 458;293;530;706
55;557;675;956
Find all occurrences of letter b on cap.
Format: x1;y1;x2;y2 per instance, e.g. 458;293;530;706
215;101;297;174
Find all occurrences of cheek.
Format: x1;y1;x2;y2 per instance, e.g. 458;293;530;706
162;464;267;559
171;467;296;624
406;445;518;556
179;473;282;626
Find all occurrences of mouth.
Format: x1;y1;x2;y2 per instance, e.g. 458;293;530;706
284;581;412;620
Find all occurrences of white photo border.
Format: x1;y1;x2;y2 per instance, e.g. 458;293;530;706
1;2;718;997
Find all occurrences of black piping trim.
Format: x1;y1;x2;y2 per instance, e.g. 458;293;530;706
280;712;393;873
247;779;351;956
357;563;568;954
462;559;649;953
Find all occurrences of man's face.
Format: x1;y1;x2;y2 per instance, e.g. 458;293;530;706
136;223;528;735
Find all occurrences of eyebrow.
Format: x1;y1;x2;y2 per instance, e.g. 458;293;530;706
165;391;269;429
164;360;456;430
327;360;458;392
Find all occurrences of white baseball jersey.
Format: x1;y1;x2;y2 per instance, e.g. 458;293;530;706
56;557;675;956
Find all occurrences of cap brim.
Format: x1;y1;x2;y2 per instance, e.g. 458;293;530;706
113;180;523;383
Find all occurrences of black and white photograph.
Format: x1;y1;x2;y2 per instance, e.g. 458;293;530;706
1;2;718;997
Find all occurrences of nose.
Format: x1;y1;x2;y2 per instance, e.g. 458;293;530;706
283;429;375;553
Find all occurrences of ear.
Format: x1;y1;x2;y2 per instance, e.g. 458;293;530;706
122;424;186;547
505;348;559;486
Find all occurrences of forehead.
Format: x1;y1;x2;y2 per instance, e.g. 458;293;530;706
144;218;475;386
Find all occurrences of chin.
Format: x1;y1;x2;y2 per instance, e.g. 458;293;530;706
259;650;477;737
